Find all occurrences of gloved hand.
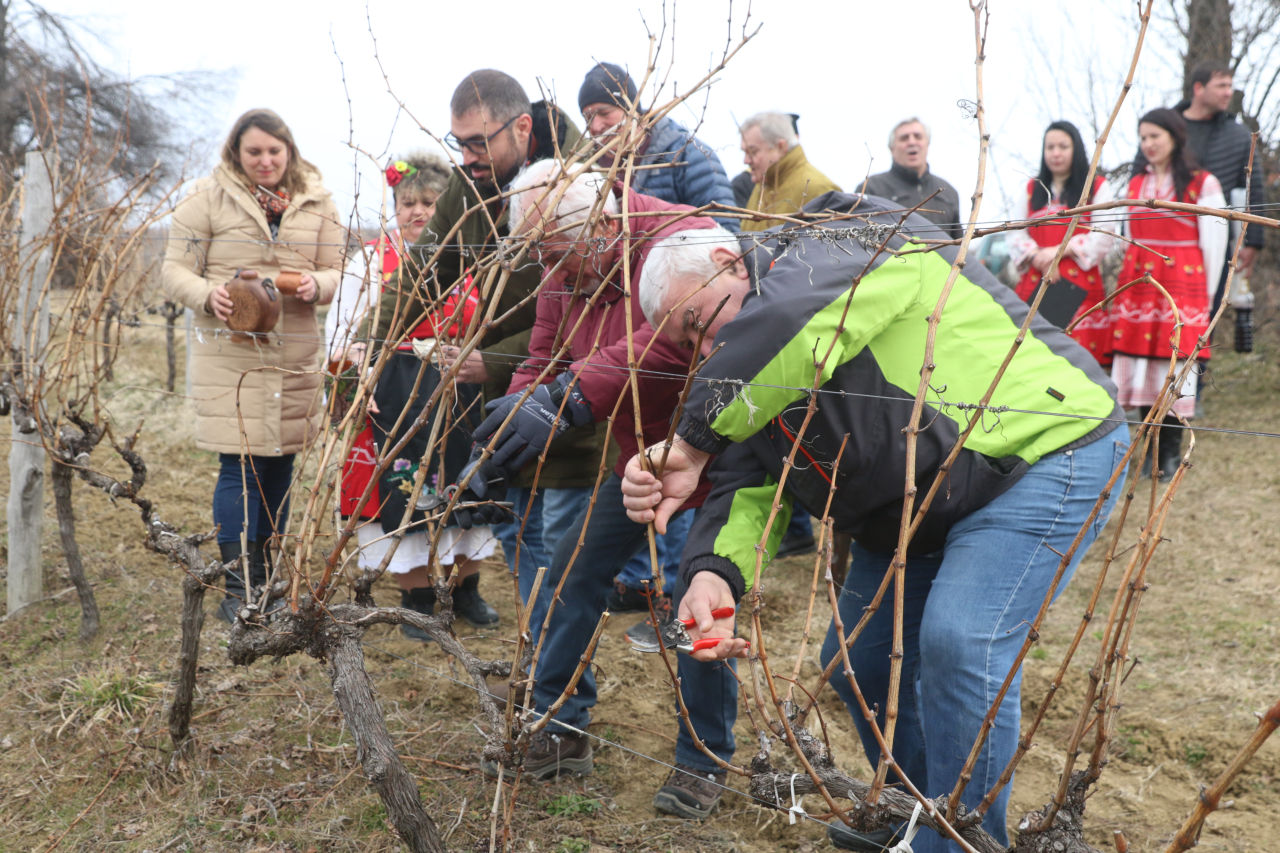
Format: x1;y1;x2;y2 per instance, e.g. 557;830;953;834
450;452;513;529
471;372;594;477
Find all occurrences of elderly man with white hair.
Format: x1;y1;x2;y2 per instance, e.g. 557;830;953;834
472;158;738;820
621;193;1130;851
738;111;841;233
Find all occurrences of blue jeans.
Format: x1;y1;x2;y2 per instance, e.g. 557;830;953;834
614;509;695;594
494;486;593;638
213;453;295;544
532;474;737;773
820;424;1128;851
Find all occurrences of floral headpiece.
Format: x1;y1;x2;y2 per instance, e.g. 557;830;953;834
385;160;418;187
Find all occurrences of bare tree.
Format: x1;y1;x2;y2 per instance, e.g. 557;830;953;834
0;0;229;197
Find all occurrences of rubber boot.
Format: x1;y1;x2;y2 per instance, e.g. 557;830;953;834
399;587;437;642
1157;418;1184;480
453;573;499;627
217;541;245;624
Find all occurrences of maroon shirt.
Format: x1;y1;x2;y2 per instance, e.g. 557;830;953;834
509;188;717;505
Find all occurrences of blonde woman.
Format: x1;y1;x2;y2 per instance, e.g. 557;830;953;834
163;108;342;623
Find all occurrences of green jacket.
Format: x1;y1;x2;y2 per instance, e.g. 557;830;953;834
369;101;610;489
742;145;841;232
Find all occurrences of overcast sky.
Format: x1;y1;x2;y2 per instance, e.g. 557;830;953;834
35;0;1191;229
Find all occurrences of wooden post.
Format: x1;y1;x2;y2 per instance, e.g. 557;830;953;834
7;151;53;615
184;307;194;399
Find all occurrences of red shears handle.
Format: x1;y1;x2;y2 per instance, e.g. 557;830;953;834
677;606;736;628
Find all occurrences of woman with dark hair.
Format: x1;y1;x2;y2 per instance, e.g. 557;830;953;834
163;109;343;623
1112;107;1226;477
329;153;499;636
1009;120;1117;365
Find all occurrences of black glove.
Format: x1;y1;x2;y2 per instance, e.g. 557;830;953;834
471;372;594;477
450;452;513;529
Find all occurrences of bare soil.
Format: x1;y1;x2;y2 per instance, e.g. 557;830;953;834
1;304;1278;852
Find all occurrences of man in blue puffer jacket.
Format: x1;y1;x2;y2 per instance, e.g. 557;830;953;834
577;60;741;643
578;62;738;232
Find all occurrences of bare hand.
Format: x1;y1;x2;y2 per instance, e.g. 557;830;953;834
208;283;234;321
1238;246;1259;276
1029;247;1058;274
679;571;748;661
437;344;490;383
296;273;319;304
621;437;709;533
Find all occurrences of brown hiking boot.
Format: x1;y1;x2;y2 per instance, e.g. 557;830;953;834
481;729;593;781
652;763;725;819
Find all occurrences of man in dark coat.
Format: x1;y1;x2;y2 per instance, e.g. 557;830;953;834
864;117;963;239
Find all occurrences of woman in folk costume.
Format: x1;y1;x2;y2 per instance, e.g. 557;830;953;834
1009;120;1118;366
163;109;342;624
1112;108;1227;478
330;154;499;638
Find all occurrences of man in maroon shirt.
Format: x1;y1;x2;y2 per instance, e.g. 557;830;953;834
473;159;737;819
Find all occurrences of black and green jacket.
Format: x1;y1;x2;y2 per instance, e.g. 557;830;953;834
368;100;610;489
679;192;1123;599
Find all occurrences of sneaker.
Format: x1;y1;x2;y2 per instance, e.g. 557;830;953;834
605;581;652;612
826;820;901;851
652;764;725;819
776;532;816;558
481;729;593;781
623;594;674;652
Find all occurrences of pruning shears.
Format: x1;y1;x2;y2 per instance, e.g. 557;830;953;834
631;606;742;655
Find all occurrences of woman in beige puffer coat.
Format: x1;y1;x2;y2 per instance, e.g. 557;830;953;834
162;108;344;622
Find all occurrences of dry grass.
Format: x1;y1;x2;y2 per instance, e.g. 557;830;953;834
1;307;1279;852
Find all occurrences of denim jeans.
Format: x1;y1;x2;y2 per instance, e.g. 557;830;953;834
614;509;695;594
531;474;737;773
213;453;295;544
494;485;593;638
819;424;1129;851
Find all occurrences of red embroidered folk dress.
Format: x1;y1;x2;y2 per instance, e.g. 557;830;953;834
1112;170;1219;361
1109;168;1226;416
339;235;479;520
1012;176;1114;365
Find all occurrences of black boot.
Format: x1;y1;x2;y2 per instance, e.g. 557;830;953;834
399;587;438;642
453;573;499;627
217;541;245;624
246;540;285;614
1157;419;1184;480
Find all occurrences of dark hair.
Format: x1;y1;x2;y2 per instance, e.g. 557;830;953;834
1137;108;1199;200
450;69;531;123
220;108;319;196
1031;120;1094;211
392;153;451;204
1189;60;1232;90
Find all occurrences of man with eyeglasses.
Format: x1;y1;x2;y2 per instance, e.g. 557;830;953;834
473;158;737;821
367;69;602;631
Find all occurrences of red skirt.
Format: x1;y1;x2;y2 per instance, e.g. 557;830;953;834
1111;243;1210;361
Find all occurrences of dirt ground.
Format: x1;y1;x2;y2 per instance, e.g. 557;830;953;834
1;305;1278;852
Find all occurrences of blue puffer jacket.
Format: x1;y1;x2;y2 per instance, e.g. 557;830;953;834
630;116;738;231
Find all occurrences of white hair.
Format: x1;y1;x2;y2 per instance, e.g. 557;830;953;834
507;158;619;239
888;116;930;147
740;111;798;149
638;225;740;327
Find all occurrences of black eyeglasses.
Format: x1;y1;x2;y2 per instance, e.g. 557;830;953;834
444;115;518;155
